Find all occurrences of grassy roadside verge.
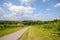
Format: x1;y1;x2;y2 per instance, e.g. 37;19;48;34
20;25;60;40
0;27;23;37
19;29;29;40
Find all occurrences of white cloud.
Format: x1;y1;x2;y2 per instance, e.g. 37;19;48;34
54;3;60;8
30;13;60;21
1;2;36;21
20;0;31;6
3;12;16;17
4;2;36;17
42;0;49;2
0;8;4;13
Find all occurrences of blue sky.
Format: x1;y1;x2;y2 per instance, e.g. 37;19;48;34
0;0;60;21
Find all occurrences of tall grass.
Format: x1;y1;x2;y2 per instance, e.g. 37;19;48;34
0;27;22;37
20;22;60;40
0;21;24;37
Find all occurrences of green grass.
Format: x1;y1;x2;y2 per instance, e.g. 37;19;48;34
20;25;60;40
20;30;29;40
0;27;23;37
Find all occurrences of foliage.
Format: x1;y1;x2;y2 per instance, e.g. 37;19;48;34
0;21;24;30
0;21;24;37
20;25;60;40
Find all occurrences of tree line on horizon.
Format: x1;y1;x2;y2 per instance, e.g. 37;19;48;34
0;19;60;30
0;19;60;35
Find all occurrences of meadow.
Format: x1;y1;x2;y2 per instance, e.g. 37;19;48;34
0;19;60;40
20;20;60;40
0;21;24;37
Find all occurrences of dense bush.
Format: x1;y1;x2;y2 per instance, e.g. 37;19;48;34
0;21;24;30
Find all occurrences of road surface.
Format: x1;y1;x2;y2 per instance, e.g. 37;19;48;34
0;27;30;40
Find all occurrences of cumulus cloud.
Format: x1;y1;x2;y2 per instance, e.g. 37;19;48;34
1;2;36;21
4;2;36;17
0;0;36;20
54;3;60;8
20;0;31;6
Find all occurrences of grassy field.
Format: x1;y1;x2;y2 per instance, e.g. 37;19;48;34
0;20;60;40
0;27;23;37
0;21;25;37
20;24;60;40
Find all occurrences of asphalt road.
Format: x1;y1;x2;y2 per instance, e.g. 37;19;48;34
0;27;29;40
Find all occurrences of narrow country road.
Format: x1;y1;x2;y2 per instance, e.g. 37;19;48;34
0;27;30;40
